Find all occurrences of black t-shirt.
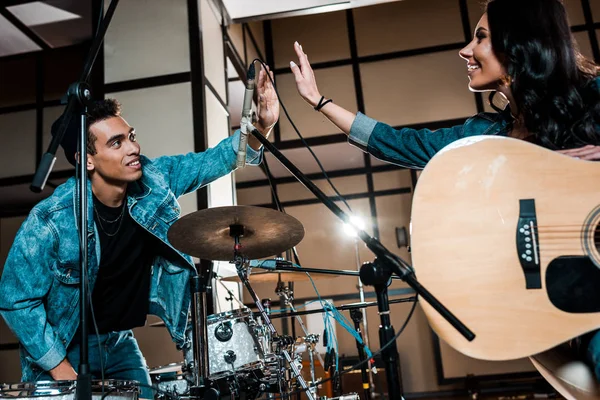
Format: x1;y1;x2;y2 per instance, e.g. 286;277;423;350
90;194;155;334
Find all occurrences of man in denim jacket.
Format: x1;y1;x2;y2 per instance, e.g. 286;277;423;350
0;67;278;398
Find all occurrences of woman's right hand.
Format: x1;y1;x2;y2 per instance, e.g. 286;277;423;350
290;41;322;108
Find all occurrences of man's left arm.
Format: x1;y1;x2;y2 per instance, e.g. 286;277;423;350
155;65;279;198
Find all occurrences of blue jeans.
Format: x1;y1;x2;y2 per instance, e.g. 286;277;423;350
588;330;600;381
36;331;153;399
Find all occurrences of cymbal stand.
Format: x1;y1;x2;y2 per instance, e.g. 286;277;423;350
231;225;316;400
275;283;326;369
276;283;325;398
304;334;320;398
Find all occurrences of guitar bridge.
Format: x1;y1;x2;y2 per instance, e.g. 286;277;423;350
516;199;541;289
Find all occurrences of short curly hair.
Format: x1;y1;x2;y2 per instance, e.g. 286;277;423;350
51;98;123;166
86;98;122;155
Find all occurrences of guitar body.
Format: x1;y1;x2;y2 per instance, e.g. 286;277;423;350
411;135;600;361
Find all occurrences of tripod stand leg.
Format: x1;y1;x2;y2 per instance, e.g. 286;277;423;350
375;284;404;399
350;309;372;400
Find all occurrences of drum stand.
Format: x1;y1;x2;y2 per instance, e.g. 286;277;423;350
276;284;325;397
189;264;220;399
230;225;317;400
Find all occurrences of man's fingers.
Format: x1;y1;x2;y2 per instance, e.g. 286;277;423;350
257;67;265;90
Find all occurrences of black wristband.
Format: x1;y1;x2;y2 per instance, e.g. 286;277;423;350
314;96;333;111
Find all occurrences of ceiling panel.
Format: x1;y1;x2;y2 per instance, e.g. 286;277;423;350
0;13;41;57
222;0;403;23
0;0;91;58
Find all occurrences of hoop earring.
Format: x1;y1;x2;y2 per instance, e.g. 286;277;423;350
501;74;513;87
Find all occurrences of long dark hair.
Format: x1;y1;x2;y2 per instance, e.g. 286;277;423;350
486;0;600;149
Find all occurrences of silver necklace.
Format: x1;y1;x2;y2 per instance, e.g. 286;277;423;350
94;202;126;237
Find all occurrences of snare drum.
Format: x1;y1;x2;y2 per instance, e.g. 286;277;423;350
0;380;138;400
148;363;190;397
207;307;264;379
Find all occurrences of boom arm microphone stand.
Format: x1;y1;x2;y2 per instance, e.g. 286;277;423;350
30;2;121;400
248;126;476;399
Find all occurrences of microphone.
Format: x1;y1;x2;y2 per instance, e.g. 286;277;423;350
236;63;256;168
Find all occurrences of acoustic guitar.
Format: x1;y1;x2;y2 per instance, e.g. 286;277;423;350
410;135;600;361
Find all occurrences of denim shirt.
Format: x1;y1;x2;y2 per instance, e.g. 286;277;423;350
0;130;261;381
349;110;512;169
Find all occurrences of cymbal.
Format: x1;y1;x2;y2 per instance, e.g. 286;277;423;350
221;270;336;283
167;206;304;261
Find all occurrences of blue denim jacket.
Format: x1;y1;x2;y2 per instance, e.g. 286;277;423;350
0;130;261;381
349;110;511;169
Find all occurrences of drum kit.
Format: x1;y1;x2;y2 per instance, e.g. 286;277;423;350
1;206;376;400
147;205;365;400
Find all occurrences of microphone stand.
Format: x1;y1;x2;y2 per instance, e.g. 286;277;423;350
248;126;476;398
29;2;121;400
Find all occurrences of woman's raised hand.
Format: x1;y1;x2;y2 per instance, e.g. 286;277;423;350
290;41;322;108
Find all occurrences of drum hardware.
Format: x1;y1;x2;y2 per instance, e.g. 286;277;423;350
221;270;338;283
230;225;316;400
276;283;325;398
294;334;322;398
262;298;416;321
0;380;139;400
149;364;192;399
249;121;476;399
322;394;360;400
167;206;306;400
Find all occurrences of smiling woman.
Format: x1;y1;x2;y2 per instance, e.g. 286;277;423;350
288;0;600;388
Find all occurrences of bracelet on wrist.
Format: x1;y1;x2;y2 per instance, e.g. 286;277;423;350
314;96;333;111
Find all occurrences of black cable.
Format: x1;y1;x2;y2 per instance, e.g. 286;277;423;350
97;1;104;38
251;58;353;213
